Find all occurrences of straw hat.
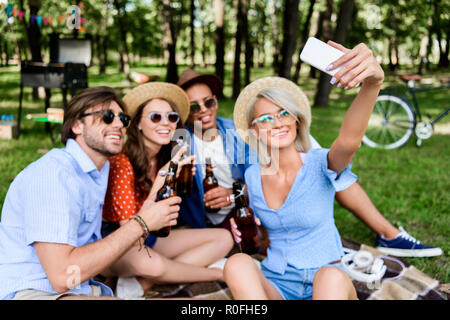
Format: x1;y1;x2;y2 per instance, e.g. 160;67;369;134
233;76;311;144
122;82;190;123
177;69;223;97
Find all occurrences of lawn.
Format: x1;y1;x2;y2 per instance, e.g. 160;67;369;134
0;63;449;284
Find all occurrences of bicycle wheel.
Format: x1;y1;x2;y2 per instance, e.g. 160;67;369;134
362;95;416;149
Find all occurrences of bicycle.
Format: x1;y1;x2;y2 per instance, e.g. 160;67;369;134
362;75;450;149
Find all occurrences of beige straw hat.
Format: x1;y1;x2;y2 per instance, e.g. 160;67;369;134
233;76;311;144
123;82;190;123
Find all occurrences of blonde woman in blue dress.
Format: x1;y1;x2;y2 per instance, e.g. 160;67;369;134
225;41;384;300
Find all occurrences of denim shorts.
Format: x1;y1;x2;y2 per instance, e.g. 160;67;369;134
101;221;157;248
262;262;346;300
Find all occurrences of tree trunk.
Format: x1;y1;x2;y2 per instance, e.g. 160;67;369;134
3;40;9;67
0;37;3;67
190;0;195;68
309;0;333;79
278;0;300;79
98;1;110;75
445;29;450;68
232;0;245;100
417;33;429;75
243;0;252;85
293;0;316;82
113;0;131;82
201;23;207;68
19;0;43;100
314;0;354;108
99;35;109;74
214;0;225;97
162;0;178;83
432;0;449;67
270;1;280;74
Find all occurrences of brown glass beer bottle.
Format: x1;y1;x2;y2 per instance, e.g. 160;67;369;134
203;157;220;213
232;181;261;255
151;161;178;237
177;153;193;196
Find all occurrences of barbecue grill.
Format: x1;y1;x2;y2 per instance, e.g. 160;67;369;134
17;34;91;138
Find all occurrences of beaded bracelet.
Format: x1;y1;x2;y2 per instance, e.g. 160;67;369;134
131;215;150;238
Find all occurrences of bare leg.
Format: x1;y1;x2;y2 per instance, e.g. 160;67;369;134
58;295;120;300
223;253;283;300
335;183;399;239
153;228;234;266
312;266;357;300
109;245;224;284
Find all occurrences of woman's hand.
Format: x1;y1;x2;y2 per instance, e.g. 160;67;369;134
229;217;261;244
327;41;384;90
150;145;196;195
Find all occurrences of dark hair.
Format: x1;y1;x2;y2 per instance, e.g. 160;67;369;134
124;98;183;195
61;86;126;145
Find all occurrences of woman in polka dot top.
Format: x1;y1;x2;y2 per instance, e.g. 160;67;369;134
102;83;234;295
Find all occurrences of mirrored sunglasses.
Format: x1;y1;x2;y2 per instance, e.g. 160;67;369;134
190;97;217;113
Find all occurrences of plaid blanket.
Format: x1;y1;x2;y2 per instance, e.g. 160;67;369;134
100;238;447;300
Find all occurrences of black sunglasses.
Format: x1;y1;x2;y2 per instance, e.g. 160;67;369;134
148;111;180;124
79;109;131;128
190;97;217;113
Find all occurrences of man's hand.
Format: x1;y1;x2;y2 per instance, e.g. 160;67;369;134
204;186;233;209
138;193;181;231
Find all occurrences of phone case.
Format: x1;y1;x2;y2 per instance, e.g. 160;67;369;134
300;37;345;76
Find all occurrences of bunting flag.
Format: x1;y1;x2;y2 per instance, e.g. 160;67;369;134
3;2;86;31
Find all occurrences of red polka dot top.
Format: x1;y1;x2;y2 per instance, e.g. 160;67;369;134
103;153;147;223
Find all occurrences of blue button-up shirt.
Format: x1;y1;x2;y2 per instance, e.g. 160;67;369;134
245;148;357;274
0;139;113;299
179;117;257;227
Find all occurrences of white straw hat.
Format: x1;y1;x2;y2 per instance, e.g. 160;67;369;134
233;76;311;144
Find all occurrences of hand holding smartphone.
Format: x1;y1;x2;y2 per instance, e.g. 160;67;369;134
300;37;374;90
300;37;345;77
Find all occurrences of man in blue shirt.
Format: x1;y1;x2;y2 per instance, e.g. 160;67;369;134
0;87;181;300
176;69;442;258
176;70;256;230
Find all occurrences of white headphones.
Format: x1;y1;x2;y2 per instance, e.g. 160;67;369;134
341;250;387;283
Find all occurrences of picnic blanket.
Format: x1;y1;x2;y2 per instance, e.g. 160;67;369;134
98;238;447;300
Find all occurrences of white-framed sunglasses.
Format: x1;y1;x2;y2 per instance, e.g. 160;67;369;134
251;109;296;129
148;111;180;124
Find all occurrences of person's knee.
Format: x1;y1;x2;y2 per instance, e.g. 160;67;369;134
223;253;254;282
217;228;234;252
313;266;356;299
314;266;349;287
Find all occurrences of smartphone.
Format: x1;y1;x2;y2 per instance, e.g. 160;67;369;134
300;37;345;76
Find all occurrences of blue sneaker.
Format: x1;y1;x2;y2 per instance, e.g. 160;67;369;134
375;226;443;257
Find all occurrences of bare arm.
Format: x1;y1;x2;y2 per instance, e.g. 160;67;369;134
34;195;181;293
33;219;143;293
326;42;384;174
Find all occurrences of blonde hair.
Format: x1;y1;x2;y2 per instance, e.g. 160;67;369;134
246;87;311;166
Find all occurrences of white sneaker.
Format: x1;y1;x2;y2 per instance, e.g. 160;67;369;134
208;257;261;270
115;276;145;300
208;258;228;270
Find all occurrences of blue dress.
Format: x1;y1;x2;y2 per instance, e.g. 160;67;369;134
245;148;357;299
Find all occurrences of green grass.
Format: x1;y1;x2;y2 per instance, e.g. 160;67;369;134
0;63;449;284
